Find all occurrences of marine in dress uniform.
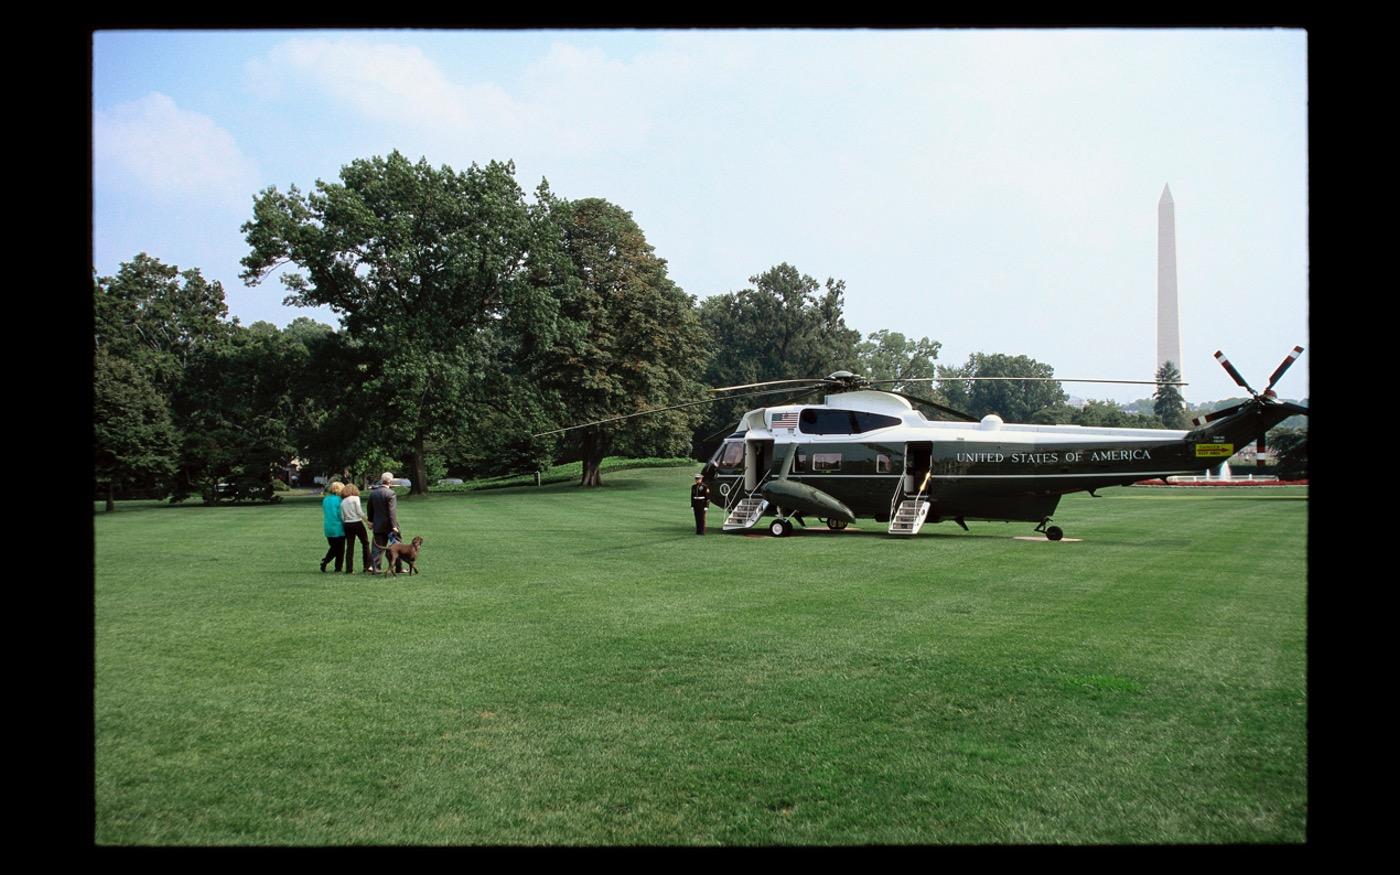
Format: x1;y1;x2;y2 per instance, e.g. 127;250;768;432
690;474;712;535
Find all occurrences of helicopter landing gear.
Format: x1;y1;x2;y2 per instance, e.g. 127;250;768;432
1034;518;1065;541
769;518;793;538
826;518;848;531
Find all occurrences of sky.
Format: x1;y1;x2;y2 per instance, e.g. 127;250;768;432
92;28;1308;406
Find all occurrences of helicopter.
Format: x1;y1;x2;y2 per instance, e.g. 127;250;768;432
538;346;1306;540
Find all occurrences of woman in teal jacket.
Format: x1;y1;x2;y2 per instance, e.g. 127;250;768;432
320;482;346;573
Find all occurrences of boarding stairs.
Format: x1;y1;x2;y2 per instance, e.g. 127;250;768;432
887;468;933;536
723;467;774;532
723;496;770;531
888;498;931;535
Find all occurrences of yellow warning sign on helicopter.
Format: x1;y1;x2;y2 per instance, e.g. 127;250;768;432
1194;443;1234;458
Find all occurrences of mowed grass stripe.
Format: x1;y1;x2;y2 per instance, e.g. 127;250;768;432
95;471;1306;844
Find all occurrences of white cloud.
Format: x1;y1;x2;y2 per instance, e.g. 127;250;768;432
242;35;759;162
251;37;520;133
93;92;260;207
247;37;540;158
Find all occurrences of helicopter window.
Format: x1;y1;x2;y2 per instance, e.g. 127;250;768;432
800;409;855;434
876;453;892;473
799;409;902;434
854;412;902;432
811;453;842;472
793;450;807;472
717;441;744;468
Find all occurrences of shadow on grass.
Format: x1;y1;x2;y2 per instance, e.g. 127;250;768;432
93;494;320;515
729;525;1009;540
467;478;657;497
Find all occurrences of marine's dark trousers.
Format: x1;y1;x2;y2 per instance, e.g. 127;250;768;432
693;507;706;535
342;521;370;572
322;536;345;572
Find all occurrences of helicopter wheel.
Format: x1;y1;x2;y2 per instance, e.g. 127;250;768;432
769;518;792;538
1045;526;1064;541
826;518;848;531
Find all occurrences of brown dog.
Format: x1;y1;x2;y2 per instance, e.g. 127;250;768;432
385;536;424;576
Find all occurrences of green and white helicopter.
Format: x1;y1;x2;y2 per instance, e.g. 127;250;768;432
540;347;1306;540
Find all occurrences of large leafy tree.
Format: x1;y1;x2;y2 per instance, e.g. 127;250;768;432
1153;361;1190;429
1271;427;1308;480
93;255;236;503
937;353;1067;422
240;152;566;493
694;264;861;454
538;197;709;487
1032;398;1164;428
168;322;302;504
94;253;232;395
93;347;179;510
854;330;941;386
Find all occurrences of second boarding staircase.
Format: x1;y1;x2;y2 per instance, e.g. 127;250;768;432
888;470;933;536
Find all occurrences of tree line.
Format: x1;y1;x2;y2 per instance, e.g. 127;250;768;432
94;151;1207;507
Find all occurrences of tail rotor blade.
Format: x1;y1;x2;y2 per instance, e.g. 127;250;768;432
1214;350;1256;395
1190;401;1249;428
1263;345;1305;397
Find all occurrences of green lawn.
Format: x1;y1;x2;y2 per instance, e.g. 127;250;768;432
94;468;1307;844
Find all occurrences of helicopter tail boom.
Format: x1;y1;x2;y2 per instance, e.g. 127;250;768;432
1186;396;1306;457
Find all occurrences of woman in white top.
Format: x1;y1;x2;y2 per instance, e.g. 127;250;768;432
339;482;371;574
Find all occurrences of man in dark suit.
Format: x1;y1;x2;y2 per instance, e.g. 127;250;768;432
367;471;401;574
690;473;712;535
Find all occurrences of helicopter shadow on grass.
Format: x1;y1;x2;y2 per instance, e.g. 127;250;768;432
729;524;1002;541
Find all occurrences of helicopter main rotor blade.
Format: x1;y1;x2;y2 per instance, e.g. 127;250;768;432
1213;350;1256;396
708;378;836;393
532;384;825;438
882;389;980;422
696;384;828;445
1263;345;1305;396
871;377;1187;386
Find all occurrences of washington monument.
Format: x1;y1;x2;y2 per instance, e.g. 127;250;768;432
1156;184;1182;377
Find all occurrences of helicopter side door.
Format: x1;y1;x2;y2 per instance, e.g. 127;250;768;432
745;439;774;491
904;441;933;494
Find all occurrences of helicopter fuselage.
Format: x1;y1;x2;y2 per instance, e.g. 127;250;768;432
704;390;1294;531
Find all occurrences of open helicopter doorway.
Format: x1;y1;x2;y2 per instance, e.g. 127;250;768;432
745;438;774;491
904;441;933;493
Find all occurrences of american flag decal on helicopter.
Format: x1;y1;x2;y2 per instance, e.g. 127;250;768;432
770;411;799;429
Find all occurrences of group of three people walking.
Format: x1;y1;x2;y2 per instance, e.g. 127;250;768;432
320;472;403;574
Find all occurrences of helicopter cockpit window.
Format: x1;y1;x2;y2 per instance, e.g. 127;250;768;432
716;441;744;469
